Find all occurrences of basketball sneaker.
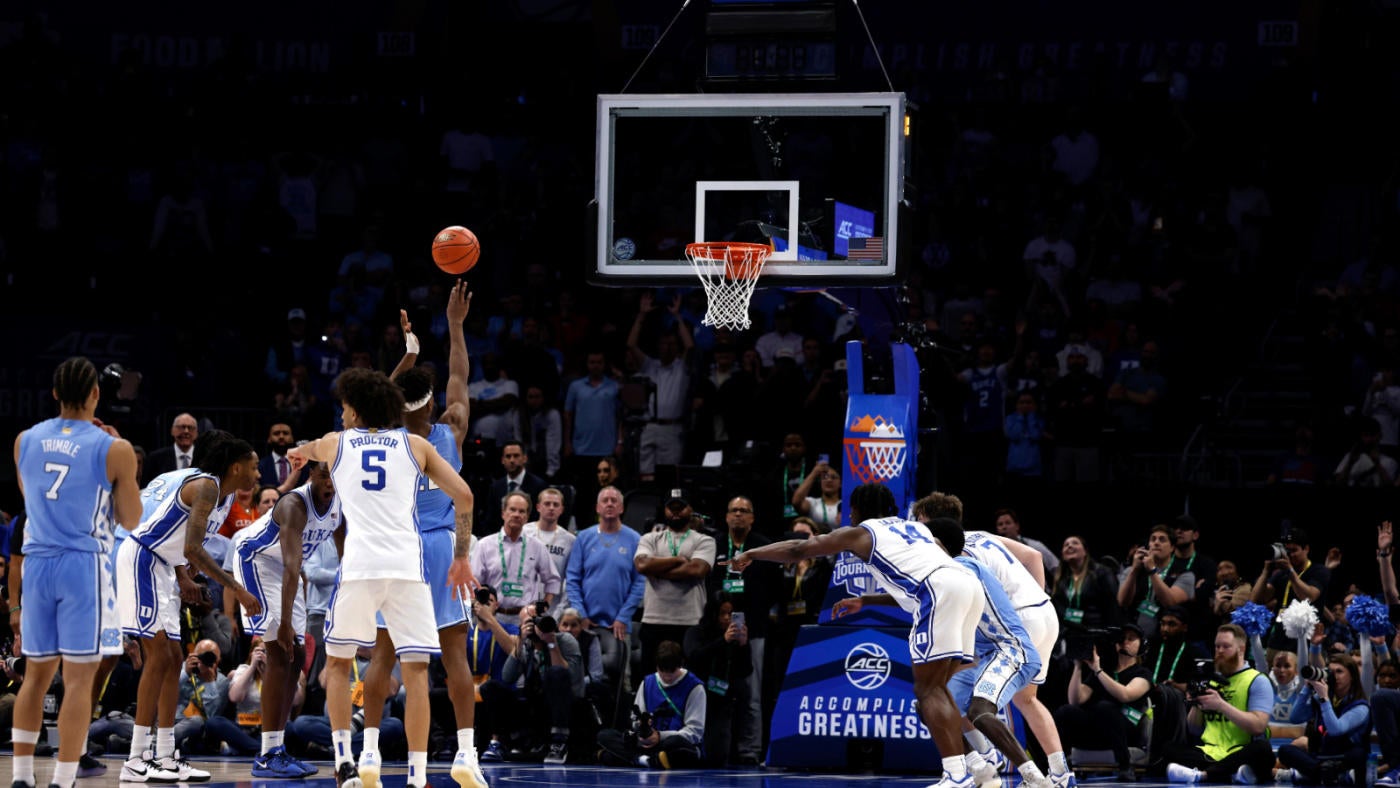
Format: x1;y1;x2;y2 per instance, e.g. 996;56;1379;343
966;751;1002;788
356;750;381;788
336;761;363;788
451;749;489;788
154;752;210;783
119;751;179;783
1168;764;1206;784
925;773;976;788
252;749;306;779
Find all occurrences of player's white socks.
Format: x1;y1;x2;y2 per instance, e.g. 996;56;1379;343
363;727;380;755
52;760;78;788
1048;751;1069;776
13;727;39;787
458;728;475;755
130;726;152;760
965;730;994;756
407;752;428;788
1019;761;1048;785
155;727;175;759
332;729;354;766
944;755;969;780
966;750;990;772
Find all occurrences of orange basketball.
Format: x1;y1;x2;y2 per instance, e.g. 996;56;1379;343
432;226;480;275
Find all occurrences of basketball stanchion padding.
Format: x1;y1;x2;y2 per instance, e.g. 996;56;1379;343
684;241;772;330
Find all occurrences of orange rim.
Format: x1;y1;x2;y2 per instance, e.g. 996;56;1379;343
685;242;772;280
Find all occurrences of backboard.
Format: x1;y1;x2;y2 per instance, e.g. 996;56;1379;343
592;92;907;287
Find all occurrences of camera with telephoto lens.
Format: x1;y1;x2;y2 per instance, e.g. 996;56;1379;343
475;586;494;606
1269;543;1288;562
4;656;25;676
631;707;655;740
527;599;556;641
1299;665;1330;682
1065;626;1121;663
1187;658;1228;702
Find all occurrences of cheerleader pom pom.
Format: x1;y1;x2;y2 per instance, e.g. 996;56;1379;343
1346;594;1394;638
1280;598;1320;641
1231;602;1274;638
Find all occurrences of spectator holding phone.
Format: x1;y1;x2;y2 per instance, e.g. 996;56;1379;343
684;593;752;767
791;456;841;531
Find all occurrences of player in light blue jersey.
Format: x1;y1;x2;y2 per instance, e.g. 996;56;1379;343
235;461;342;778
11;357;142;788
117;430;262;783
358;280;487;788
734;484;990;788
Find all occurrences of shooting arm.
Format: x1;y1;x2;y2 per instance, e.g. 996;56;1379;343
444;289;472;429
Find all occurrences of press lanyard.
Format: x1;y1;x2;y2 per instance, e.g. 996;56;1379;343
1154;642;1184;683
469;623;481;673
660;683;684;718
498;534;527;585
784;462;805;501
1067;574;1084;609
728;536;744;569
820;498;835;524
190;676;204;709
667;529;689;557
1282;561;1311;608
793;570;804;599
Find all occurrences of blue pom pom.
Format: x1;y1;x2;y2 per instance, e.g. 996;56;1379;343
1232;602;1274;638
1347;594;1394;638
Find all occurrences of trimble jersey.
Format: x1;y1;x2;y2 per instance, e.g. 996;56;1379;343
961;530;1049;610
856;516;968;617
131;469;234;566
17;418;117;558
330;428;426;582
233;482;342;569
415;423;461;535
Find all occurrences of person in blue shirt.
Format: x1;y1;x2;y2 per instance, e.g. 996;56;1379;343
1277;654;1371;784
11;357;143;788
566;487;645;686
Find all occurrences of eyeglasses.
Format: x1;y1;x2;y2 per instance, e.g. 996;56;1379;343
728;508;753;514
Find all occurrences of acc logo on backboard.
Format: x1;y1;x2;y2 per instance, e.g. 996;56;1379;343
845;642;892;689
844;415;907;485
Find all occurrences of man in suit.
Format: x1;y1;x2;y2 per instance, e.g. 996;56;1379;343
142;412;198;485
257;422;308;494
482;441;546;535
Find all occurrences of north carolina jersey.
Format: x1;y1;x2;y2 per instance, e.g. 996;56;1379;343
331;428;426;582
130;469;234;566
955;555;1035;668
961;530;1049;610
233;482;342;568
415;423;461;534
856;517;966;616
18;418;117;557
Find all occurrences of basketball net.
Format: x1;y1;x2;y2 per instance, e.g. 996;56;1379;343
685;242;771;331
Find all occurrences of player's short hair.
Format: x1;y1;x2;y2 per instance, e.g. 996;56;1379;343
334;368;406;429
913;492;964;524
502;490;533;512
192;430;256;476
849;483;898;522
656;640;685;672
393;366;435;409
53;356;99;410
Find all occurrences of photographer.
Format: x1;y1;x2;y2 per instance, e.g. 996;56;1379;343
475;599;582;764
597;640;704;770
1158;625;1274;784
1277;655;1370;784
1053;623;1152;780
1252;527;1329;656
1117;525;1194;641
174;640;229;754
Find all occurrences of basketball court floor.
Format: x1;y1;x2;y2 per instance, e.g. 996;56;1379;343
0;754;1144;788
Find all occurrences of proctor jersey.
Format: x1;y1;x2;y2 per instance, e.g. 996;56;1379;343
131;469;234;566
962;530;1049;610
856;516;966;616
18;418;117;557
956;555;1036;668
331;428;426;582
415;423;461;534
233;482;342;568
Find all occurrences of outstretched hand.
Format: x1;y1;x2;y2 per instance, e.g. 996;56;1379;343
446;280;472;323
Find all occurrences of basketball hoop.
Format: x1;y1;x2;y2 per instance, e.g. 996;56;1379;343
685;242;771;330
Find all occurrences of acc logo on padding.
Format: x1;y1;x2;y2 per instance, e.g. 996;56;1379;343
845;642;891;690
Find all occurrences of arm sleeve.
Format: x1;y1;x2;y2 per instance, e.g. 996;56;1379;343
565;536;586;618
1287;685;1314;724
1248;673;1277;715
618;565;646;626
1323;703;1371;737
659;684;707;747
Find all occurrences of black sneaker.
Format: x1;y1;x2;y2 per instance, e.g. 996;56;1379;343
77;753;107;778
336;761;364;788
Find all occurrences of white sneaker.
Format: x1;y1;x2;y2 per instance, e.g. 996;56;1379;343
967;753;1002;788
119;752;179;783
925;775;976;788
1167;764;1205;784
155;752;210;783
357;750;381;788
451;750;488;788
1233;764;1258;785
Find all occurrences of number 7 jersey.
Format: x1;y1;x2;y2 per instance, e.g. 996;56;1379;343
856;516;969;616
330;427;427;583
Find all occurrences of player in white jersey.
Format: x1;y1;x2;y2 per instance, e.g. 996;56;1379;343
116;429;262;783
232;461;342;779
11;357;142;788
289;367;479;788
914;494;1074;788
733;483;985;787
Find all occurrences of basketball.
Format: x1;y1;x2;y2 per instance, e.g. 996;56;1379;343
432;226;480;275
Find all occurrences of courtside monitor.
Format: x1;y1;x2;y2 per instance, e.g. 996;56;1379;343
593;92;905;286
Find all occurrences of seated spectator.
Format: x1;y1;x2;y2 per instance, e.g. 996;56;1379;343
1209;560;1253;624
1054;623;1151;780
597;641;705;769
1277;655;1370;784
174;640;228;754
286;645;406;761
1051;535;1122;634
1141;606;1208;690
473;599;582;764
208;637;304;757
683;593;753;767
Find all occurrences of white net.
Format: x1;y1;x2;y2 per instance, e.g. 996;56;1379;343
685;242;771;331
859;440;907;482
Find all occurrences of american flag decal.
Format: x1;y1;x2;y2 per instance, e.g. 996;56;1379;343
847;236;884;260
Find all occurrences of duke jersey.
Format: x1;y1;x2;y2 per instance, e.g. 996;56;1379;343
856;516;968;616
130;468;234;566
233;482;342;568
18;418;117;557
963;366;1005;434
331;427;426;582
415;423;461;534
962;530;1049;609
955;555;1035;667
